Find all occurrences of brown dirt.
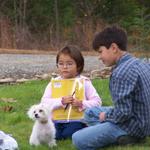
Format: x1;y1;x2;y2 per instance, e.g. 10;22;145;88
0;48;149;57
0;48;98;56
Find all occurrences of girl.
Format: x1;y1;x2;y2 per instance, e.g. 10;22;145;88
41;45;102;140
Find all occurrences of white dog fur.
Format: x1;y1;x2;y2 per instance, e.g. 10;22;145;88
27;103;56;147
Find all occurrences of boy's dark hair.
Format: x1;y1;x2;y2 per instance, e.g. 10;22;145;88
56;45;84;74
92;25;127;51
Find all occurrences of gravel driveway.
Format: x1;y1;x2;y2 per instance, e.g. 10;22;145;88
0;54;104;79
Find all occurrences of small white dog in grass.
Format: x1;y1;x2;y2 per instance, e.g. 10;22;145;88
27;103;56;147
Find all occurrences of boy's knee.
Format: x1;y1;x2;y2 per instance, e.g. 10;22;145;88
85;106;101;115
84;108;90;119
84;108;93;124
84;108;91;115
72;132;82;148
84;107;95;118
72;132;78;144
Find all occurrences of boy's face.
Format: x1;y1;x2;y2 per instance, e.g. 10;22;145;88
98;44;117;67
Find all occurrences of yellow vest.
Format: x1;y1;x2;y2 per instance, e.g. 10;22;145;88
51;78;85;121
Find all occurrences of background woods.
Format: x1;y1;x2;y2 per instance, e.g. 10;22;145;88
0;0;150;53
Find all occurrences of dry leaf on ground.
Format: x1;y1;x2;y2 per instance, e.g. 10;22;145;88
0;98;17;103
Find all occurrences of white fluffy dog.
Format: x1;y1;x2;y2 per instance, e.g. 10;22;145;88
27;103;56;147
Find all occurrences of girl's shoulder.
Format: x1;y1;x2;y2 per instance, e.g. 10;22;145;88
51;76;62;80
51;75;90;81
79;75;90;81
47;76;62;86
54;76;62;79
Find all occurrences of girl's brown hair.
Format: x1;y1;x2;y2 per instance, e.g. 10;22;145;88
56;45;84;74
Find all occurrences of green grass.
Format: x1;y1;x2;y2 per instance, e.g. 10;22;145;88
0;79;150;150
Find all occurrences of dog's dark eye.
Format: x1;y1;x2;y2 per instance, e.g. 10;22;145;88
34;111;36;114
39;109;43;112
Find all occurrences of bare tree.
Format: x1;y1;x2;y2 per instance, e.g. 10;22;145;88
54;0;60;48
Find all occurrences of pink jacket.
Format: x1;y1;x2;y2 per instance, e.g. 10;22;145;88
41;75;102;111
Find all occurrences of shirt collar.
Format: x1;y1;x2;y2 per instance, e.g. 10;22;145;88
115;53;132;68
60;74;81;79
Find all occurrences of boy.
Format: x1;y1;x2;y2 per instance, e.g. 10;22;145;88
72;25;150;150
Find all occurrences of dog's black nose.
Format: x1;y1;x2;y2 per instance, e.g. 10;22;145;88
35;114;39;118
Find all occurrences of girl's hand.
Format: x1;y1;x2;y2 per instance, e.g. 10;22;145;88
72;98;83;108
61;96;73;105
99;112;106;122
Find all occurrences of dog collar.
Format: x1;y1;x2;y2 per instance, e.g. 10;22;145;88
40;120;48;124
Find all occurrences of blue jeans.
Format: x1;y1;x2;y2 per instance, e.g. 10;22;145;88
55;122;86;140
72;107;128;150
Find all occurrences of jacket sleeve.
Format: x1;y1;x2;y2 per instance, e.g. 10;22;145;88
81;79;102;110
41;82;63;109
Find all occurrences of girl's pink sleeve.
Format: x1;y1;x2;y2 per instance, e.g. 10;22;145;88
41;82;64;109
81;79;102;110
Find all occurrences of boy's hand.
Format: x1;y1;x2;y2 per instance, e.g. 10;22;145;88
99;112;106;122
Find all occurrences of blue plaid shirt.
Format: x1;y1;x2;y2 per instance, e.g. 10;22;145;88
106;53;150;138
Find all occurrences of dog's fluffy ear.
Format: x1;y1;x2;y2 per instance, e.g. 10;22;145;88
41;103;54;112
40;103;52;113
39;103;54;118
27;104;37;119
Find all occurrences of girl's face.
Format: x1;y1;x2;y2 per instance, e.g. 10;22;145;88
57;54;78;79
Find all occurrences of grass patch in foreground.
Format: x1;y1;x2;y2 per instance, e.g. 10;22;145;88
0;79;150;150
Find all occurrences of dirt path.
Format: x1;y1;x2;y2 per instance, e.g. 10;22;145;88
0;54;104;79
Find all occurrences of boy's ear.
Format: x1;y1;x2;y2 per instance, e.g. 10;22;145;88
110;43;118;53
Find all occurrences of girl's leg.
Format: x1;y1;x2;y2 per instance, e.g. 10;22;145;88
54;122;64;140
55;122;86;140
62;122;86;139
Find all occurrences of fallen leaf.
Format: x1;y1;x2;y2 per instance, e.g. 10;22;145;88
0;98;17;103
0;105;13;112
3;105;13;112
